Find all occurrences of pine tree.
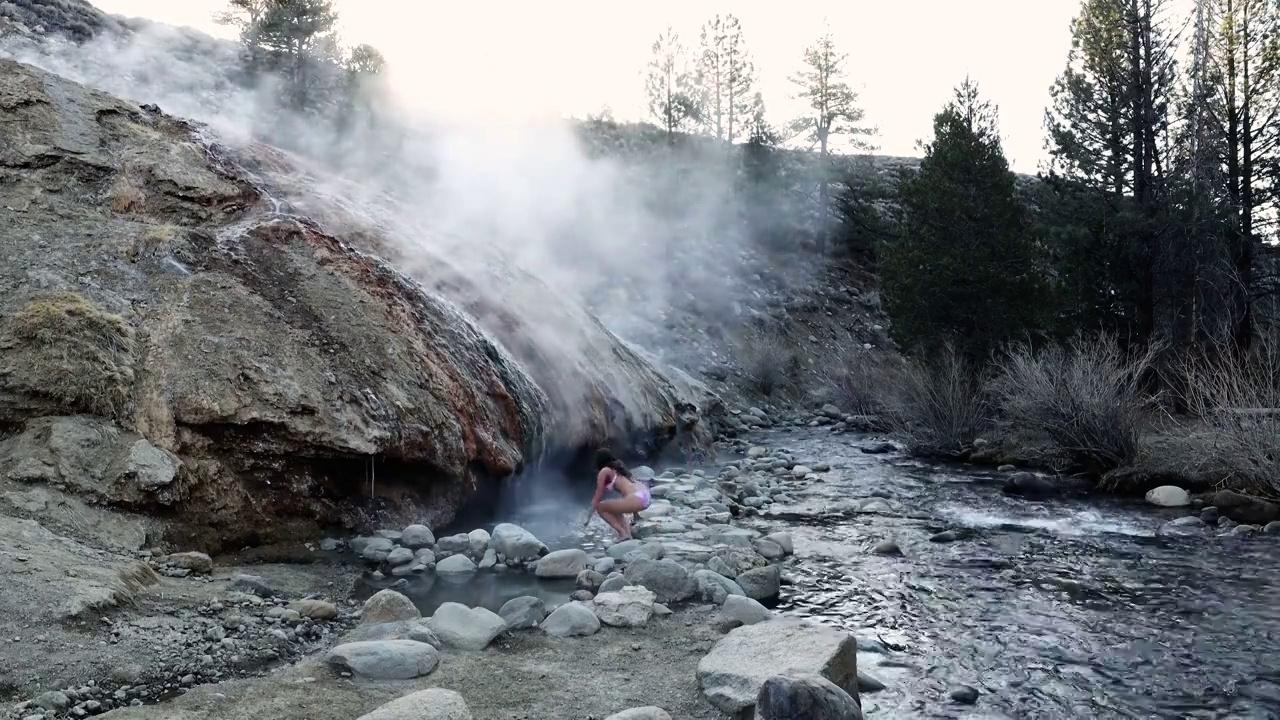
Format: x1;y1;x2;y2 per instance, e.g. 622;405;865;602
1203;0;1280;347
214;0;340;111
695;14;755;143
1044;0;1180;345
789;23;876;253
881;79;1049;360
645;26;701;141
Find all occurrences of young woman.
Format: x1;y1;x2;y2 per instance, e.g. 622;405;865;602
585;448;651;540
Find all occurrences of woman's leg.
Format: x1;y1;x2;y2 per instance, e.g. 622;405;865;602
596;509;630;539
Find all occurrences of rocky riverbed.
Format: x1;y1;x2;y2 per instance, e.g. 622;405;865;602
8;414;1280;720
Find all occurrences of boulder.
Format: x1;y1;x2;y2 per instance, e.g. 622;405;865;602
535;548;590;578
736;565;781;601
607;539;644;560
400;525;436;549
357;538;397;563
386;547;415;566
361;590;421;625
499;596;546;629
355;688;472;720
576;569;606;591
593;585;657;627
436;554;478;578
427;602;506;650
467;528;491;556
1002;472;1057;497
541;602;601;637
438;534;472;554
763;532;794;555
290;599;339;620
722;595;773;626
1209;490;1280;525
598;574;630;594
324;640;439;680
491;523;546;561
1145;486;1190;507
163;551;213;574
604;708;671;720
756;674;863;720
697;618;858;715
693;569;745;605
623;559;693;604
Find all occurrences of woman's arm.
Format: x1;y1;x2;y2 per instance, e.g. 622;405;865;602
590;469;608;508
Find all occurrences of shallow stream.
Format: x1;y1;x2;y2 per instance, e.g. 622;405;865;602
370;427;1280;719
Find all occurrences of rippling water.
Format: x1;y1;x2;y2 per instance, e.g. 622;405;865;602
753;428;1280;720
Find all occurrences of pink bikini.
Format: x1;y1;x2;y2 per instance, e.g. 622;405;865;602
605;470;651;509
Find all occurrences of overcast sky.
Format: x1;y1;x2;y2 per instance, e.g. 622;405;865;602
91;0;1085;173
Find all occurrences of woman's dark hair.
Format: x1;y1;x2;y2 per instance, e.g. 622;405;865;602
594;448;631;478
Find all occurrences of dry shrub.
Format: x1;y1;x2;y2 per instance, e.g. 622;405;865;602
736;329;798;397
832;351;900;415
8;291;135;419
881;343;987;456
990;336;1152;475
1174;343;1280;497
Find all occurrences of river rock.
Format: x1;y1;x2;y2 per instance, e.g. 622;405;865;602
1002;472;1056;497
871;540;901;555
427;602;506;650
1145;486;1190;507
541;602;601;637
722;595;773;626
386;547;415;566
593;585;657;627
753;539;786;561
361;589;421;625
593;557;617;575
577;569;606;590
756;674;864;720
162;551;214;574
607;539;644;560
763;532;794;555
707;556;737;578
623;559;694;604
1209;490;1280;525
857;670;886;692
355;688;472;720
400;525;436;549
950;685;980;704
536;549;590;578
479;549;497;569
359;538;396;563
325;640;439;680
697;618;858;715
604;708;671;720
436;554;477;578
438;533;471;554
465;528;490;556
693;569;745;605
499;596;546;629
290;599;339;620
1265;521;1280;535
736;565;781;600
599;574;630;593
1201;506;1220;524
492;523;546;561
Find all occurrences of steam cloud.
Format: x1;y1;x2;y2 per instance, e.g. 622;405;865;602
1;12;823;530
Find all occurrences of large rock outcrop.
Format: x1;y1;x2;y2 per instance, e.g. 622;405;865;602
0;58;714;550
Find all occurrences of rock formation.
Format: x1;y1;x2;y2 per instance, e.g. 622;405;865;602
0;58;716;552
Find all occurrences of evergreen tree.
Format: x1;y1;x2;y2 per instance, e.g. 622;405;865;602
644;26;701;141
695;14;755;143
1043;0;1180;346
789;23;876;253
881;79;1049;360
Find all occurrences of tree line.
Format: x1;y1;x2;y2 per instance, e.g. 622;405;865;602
212;0;387;129
835;0;1280;366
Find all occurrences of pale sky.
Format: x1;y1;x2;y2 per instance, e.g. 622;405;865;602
91;0;1083;173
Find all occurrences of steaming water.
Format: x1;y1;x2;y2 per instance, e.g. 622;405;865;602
362;426;1280;719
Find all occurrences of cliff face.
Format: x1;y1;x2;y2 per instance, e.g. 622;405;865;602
0;58;715;551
